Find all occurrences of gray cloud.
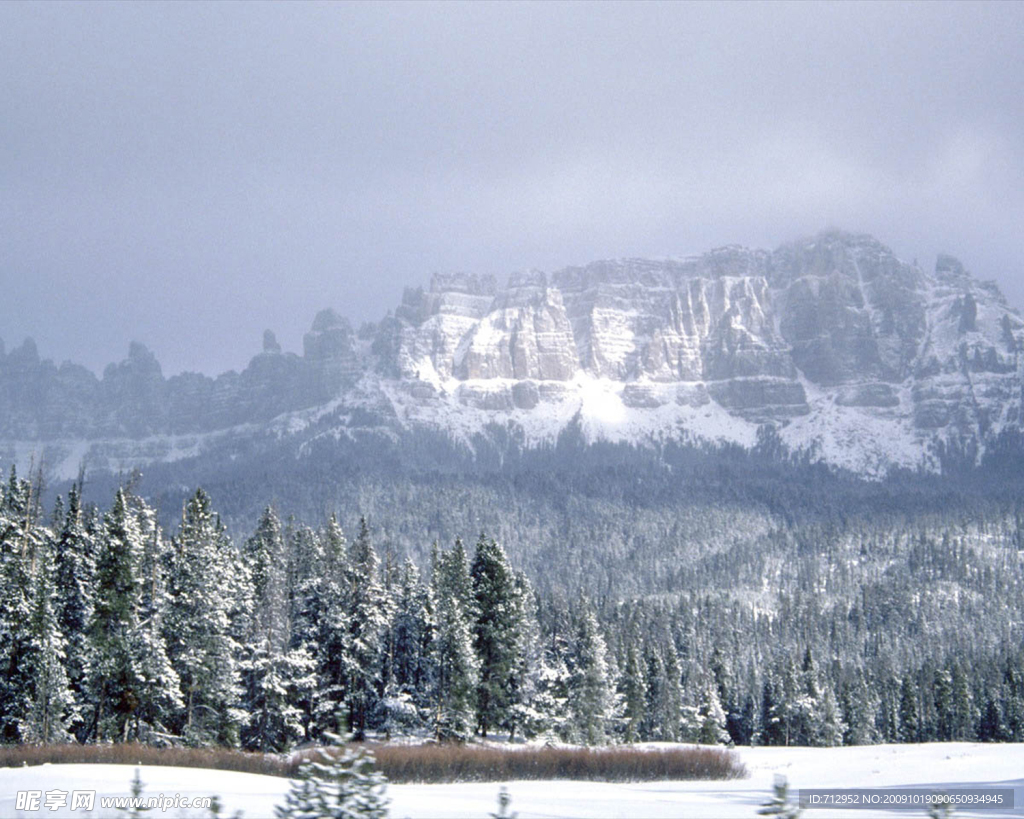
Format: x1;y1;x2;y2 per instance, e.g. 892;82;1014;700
2;1;1022;375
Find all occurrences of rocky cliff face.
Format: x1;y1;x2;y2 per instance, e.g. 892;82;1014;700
3;231;1023;480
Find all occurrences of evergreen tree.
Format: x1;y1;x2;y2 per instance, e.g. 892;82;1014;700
87;488;179;742
165;489;242;746
977;693;1005;742
389;559;433;704
839;673;876;745
0;467;35;742
344;517;388;740
737;690;761;746
565;598;611;745
243;643;315;752
949;661;974;741
620;642;646;742
641;644;665;740
133;517;184;742
759;672;786;747
430;544;478;740
817;685;845;747
660;639;684;742
442;538;474;612
790;651;818;745
275;733;389;819
22;536;74;743
52;484;94;738
506;572;553;740
880;674;901;743
898;676;919;743
470;535;520;737
313;515;351;737
241;506;313;751
933;668;954;741
697;678;730;745
289;524;326;645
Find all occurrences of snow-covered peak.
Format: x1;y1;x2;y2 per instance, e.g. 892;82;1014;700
4;231;1023;481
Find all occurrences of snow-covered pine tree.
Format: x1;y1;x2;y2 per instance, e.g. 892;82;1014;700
877;671;901;743
241;506;314;751
759;672;786;747
660;639;684;742
898;676;919;743
949;660;974;741
817;685;845;747
619;642;646;742
243;642;315;752
444;538;474;614
641;643;665;740
289;524;326;649
287;523;325;741
165;489;242;746
533;596;573;742
737;689;761;746
430;544;479;741
388;558;433;710
390;559;430;696
780;657;802;746
344;517;388;740
566;597;611;745
792;648;820;745
87;488;180;742
0;466;36;742
977;692;1006;742
505;571;552;741
933;667;954;741
697;678;730;745
22;534;74;743
839;672;876;745
274;732;389;819
1002;657;1024;741
709;646;735;725
52;484;95;739
129;494;182;742
374;546;413;739
312;515;351;737
470;535;520;738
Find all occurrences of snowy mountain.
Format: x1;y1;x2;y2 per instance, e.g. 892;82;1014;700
3;230;1023;483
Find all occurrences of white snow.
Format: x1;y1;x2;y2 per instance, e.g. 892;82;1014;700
9;245;1024;486
2;743;1021;818
5;429;242;485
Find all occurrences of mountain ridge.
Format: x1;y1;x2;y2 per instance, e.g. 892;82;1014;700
3;230;1023;482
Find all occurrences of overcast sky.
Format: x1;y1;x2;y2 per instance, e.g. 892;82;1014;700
2;1;1023;377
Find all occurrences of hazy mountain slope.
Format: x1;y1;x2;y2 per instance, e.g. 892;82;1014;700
3;230;1023;485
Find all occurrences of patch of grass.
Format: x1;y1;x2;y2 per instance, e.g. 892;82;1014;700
0;742;747;783
363;743;747;782
0;743;289;777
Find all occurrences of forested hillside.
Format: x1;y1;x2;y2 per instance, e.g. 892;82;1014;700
4;463;1024;751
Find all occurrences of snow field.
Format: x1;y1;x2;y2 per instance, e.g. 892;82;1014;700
1;742;1021;818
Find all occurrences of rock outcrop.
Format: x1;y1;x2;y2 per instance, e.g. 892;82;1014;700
3;230;1023;479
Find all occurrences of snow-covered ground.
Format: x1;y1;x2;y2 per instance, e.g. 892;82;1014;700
1;743;1020;818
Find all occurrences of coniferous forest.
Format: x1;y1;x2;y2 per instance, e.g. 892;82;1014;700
3;461;1024;754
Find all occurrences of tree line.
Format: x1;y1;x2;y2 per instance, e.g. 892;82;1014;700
3;464;1024;751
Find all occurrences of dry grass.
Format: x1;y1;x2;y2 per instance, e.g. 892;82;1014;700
0;743;289;777
0;742;746;783
363;743;747;783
